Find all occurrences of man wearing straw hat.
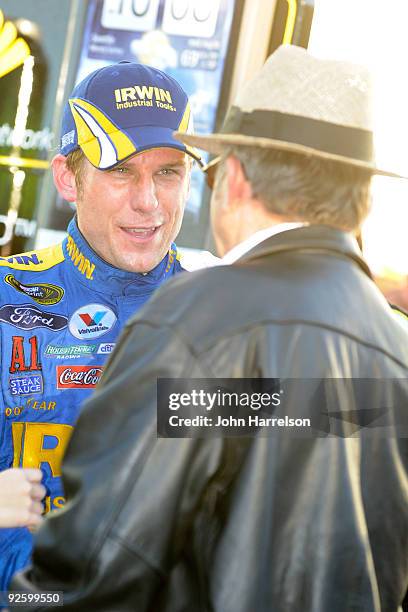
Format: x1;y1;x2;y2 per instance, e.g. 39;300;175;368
12;46;408;611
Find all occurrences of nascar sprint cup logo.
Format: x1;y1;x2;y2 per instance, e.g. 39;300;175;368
4;274;64;305
57;365;103;389
69;303;116;340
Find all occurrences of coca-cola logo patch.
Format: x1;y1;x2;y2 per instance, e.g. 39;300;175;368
57;365;103;389
0;304;67;331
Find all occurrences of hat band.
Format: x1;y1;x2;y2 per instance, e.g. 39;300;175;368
222;107;374;163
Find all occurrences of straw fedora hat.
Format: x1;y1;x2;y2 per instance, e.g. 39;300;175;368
175;44;404;178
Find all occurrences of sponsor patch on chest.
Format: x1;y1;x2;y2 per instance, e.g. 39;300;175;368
56;365;103;389
4;274;64;305
0;304;67;330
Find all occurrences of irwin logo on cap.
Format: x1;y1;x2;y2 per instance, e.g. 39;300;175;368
114;85;176;112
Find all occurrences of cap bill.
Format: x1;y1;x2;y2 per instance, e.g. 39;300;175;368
69;97;202;169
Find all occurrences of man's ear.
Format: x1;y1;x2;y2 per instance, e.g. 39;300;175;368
51;154;78;202
225;155;253;208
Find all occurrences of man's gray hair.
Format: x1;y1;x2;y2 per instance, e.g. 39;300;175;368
220;145;372;232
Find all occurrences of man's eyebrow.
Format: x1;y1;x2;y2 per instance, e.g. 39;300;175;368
115;158;189;171
157;160;189;170
159;160;188;168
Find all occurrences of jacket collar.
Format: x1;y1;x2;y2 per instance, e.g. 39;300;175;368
238;225;373;279
62;217;181;296
222;223;305;264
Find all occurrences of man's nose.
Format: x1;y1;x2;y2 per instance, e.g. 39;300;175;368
129;175;159;212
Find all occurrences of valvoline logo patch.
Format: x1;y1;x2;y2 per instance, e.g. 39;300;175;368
69;304;116;340
79;311;106;327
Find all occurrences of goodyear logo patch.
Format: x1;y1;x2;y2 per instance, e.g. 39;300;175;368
66;235;95;280
5;274;64;305
114;85;176;112
5;398;57;417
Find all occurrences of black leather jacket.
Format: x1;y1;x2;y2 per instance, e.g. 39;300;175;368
12;226;408;611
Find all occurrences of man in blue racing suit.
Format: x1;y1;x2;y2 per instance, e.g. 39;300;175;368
0;60;201;590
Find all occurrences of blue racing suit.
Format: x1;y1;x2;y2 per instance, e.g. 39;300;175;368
0;217;183;590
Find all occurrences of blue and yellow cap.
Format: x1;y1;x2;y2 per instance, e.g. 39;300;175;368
60;61;201;169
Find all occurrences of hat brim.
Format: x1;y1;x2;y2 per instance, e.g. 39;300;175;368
174;131;406;179
80;125;203;170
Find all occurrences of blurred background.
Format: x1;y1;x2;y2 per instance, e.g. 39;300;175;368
0;0;406;307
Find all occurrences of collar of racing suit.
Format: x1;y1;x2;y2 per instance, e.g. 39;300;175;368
62;216;181;297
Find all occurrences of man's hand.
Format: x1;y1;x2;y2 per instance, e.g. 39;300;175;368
0;468;45;529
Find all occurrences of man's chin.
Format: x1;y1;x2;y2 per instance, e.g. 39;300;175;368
117;253;165;274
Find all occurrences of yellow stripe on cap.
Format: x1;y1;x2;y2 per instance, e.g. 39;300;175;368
69;98;136;169
69;99;101;166
178;101;191;134
74;99;136;161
